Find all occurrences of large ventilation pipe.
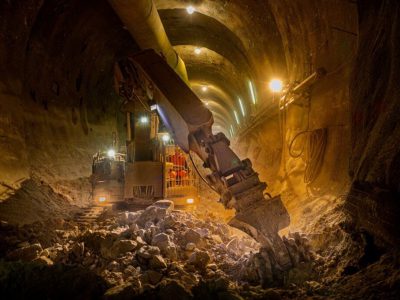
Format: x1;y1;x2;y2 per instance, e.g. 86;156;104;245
108;0;189;83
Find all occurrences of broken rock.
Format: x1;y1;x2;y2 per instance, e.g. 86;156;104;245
34;256;54;266
141;270;163;285
184;229;201;245
137;204;171;227
104;282;137;300
188;250;211;270
104;240;137;259
149;255;168;270
7;243;43;261
152;200;174;212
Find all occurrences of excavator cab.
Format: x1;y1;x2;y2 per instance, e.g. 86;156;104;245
91;150;125;206
163;140;199;208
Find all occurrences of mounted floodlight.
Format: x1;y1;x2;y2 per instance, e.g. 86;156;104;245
149;100;157;111
194;47;202;55
162;133;170;142
140;116;149;124
201;86;208;92
269;79;283;93
204;101;209;106
186;198;194;204
186;5;195;15
107;149;115;158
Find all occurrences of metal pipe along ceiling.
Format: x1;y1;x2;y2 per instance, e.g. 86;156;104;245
108;0;189;83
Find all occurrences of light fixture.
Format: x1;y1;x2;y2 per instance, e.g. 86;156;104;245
99;196;106;203
201;86;208;92
140;116;149;124
204;101;209;106
269;79;283;93
186;198;194;204
238;97;245;116
248;80;257;104
234;110;240;125
149;100;157;111
162;133;170;142
194;47;202;55
107;149;115;158
186;5;195;15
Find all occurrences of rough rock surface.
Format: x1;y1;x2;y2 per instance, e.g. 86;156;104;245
0;200;399;299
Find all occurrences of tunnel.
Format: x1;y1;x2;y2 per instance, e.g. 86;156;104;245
0;0;399;299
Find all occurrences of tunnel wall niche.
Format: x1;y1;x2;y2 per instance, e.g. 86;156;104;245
0;0;138;205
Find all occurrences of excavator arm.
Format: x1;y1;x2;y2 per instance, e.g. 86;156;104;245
115;49;292;269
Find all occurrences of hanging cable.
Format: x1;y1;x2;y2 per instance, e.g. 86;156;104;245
188;152;218;193
288;128;327;184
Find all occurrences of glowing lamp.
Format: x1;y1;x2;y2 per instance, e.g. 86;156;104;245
107;149;115;158
162;134;170;142
269;79;283;93
140;116;149;124
186;5;195;15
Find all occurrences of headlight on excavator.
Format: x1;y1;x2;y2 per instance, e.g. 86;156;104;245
186;198;194;204
99;196;106;203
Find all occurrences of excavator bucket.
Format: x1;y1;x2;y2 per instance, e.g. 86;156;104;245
229;195;292;268
228;195;290;243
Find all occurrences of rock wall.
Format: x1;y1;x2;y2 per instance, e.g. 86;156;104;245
0;0;138;204
233;0;357;231
346;0;400;246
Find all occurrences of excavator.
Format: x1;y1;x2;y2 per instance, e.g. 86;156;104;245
114;49;293;272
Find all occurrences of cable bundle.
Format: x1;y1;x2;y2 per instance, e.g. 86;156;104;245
288;128;328;184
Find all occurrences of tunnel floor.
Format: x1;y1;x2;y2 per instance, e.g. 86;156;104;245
0;180;399;299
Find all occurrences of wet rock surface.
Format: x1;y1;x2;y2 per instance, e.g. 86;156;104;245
0;200;399;299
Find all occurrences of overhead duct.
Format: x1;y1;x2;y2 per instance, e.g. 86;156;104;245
108;0;189;83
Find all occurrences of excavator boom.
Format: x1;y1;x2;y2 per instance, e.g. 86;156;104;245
115;49;292;269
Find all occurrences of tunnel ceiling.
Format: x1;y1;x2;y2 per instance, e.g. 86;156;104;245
0;0;357;135
154;0;288;132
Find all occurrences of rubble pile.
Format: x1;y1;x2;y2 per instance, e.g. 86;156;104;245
0;200;320;299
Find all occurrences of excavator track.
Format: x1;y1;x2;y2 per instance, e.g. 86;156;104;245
75;206;106;224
